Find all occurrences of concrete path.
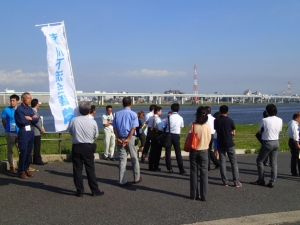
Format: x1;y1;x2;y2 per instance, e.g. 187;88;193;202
0;152;299;225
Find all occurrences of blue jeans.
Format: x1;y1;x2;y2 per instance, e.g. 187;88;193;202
218;146;240;184
256;140;279;184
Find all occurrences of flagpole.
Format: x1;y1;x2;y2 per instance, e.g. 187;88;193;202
61;21;78;107
35;21;78;107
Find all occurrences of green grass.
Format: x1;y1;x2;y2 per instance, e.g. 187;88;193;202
0;124;290;161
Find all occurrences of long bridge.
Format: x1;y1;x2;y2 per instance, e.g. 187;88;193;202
0;91;299;105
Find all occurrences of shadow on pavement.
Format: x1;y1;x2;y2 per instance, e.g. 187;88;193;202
0;175;74;196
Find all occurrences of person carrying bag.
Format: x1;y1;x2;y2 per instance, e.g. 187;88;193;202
186;106;211;201
184;122;199;152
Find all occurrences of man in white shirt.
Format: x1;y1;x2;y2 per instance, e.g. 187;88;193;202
251;104;282;188
89;105;96;119
165;103;185;174
102;105;115;161
205;106;220;170
141;104;156;163
287;113;300;176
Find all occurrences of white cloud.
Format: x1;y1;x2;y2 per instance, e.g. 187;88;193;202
111;69;187;77
0;70;48;87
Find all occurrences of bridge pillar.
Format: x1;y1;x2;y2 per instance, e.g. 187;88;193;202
158;96;161;104
267;98;269;103
97;96;101;105
274;98;276;103
132;97;135;105
201;98;203;104
243;98;245;103
260;98;263;103
181;98;184;104
231;97;234;103
252;97;255;103
101;96;104;105
217;97;219;104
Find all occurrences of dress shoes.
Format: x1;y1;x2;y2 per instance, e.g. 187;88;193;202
190;196;201;200
168;170;173;174
263;162;269;166
75;191;83;197
119;182;131;187
110;158;115;161
179;170;186;174
266;183;274;188
291;173;299;177
19;171;28;179
10;166;16;173
154;167;161;172
134;177;142;184
250;180;265;186
104;157;110;161
34;161;47;165
92;191;105;197
28;166;35;172
25;170;34;177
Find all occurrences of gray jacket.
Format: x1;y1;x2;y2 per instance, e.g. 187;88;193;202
32;109;43;136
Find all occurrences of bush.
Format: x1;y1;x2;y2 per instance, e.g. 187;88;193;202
244;149;252;154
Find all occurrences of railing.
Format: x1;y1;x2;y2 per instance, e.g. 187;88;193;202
1;131;290;156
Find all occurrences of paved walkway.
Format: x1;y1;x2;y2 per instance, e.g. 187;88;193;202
0;152;300;225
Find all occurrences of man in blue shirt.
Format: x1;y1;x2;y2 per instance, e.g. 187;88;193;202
15;92;39;179
1;94;19;173
113;97;142;186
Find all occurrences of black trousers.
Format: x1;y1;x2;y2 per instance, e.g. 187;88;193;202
190;150;208;201
289;138;300;175
165;133;184;171
149;131;162;170
141;136;151;159
33;135;42;164
208;134;220;170
72;143;100;193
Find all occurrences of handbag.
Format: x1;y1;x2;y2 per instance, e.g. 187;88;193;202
157;116;172;148
184;123;199;152
147;116;158;140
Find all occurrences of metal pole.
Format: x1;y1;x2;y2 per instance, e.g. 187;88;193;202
58;132;62;154
35;21;63;27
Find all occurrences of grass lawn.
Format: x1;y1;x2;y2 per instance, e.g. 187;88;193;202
0;124;290;161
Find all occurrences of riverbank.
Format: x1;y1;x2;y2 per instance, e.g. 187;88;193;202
0;102;298;109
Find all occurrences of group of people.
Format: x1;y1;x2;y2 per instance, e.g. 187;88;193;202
1;93;47;179
2;94;300;201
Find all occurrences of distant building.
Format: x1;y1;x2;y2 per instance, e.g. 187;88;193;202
243;89;252;96
164;89;185;102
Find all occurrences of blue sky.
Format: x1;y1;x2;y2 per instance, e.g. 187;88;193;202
0;0;299;95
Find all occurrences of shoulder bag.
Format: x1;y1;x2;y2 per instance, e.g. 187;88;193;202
147;116;158;140
157;116;172;148
184;123;199;152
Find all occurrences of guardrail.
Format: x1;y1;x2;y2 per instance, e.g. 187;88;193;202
1;131;290;156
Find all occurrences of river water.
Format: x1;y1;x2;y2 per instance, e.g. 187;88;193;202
1;104;299;132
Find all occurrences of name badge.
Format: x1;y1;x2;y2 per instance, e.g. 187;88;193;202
25;125;31;131
10;123;16;132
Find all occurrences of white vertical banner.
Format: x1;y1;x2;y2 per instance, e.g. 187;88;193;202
41;24;77;131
